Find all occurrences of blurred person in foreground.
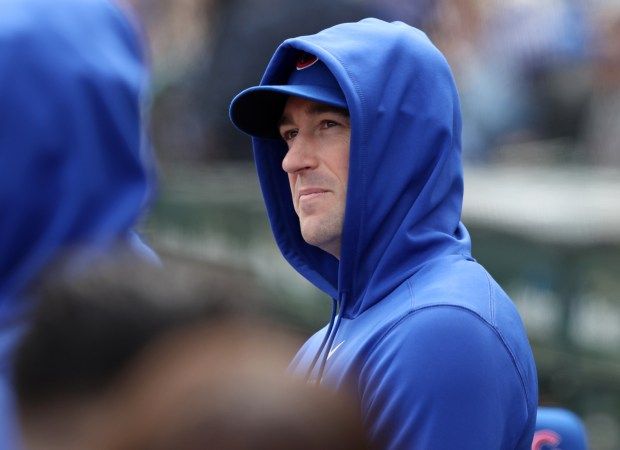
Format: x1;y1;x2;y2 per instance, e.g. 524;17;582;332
230;18;538;449
13;255;369;450
0;0;156;447
105;322;370;450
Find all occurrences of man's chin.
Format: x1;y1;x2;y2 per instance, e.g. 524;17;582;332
299;221;341;258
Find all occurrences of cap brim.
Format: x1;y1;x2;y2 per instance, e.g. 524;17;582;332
229;85;347;139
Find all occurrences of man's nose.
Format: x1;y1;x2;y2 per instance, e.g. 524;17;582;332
282;135;317;174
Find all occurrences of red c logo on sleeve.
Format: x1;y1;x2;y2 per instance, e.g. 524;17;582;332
532;429;561;450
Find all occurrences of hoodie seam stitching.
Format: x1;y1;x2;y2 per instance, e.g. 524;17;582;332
364;304;532;407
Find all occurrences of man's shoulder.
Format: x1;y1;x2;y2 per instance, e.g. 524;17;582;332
403;257;518;324
355;257;518;340
368;257;534;370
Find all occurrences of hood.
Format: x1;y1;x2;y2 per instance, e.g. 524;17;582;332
0;0;154;318
249;18;471;316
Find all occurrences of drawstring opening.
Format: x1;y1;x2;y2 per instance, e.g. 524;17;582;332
306;291;347;385
304;297;337;383
317;294;345;382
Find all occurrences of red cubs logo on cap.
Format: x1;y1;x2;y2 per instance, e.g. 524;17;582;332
296;52;318;70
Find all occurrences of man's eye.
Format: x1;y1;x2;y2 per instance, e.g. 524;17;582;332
321;120;338;129
281;129;298;141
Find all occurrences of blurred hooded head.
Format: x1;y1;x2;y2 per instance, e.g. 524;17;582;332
0;0;156;318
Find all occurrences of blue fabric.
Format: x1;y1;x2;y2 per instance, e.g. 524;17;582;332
0;0;155;447
244;18;538;449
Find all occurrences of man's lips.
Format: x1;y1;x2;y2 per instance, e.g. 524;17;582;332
298;187;329;201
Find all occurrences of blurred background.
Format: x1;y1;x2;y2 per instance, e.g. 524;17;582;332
122;0;619;448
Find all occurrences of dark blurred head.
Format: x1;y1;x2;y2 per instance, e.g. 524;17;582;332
98;322;370;450
12;250;273;450
13;251;369;450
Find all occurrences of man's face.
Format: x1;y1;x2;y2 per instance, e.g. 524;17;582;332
279;96;350;259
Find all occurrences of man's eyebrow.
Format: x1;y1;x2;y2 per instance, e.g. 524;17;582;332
278;113;293;129
306;103;349;117
278;103;349;128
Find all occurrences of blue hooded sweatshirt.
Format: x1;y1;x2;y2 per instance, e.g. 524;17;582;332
0;0;155;447
235;19;538;449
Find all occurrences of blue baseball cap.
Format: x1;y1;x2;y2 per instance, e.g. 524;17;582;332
229;52;347;139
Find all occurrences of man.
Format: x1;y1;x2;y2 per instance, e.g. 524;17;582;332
0;0;156;448
229;18;538;449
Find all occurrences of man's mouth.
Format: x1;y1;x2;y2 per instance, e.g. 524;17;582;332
298;188;329;201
